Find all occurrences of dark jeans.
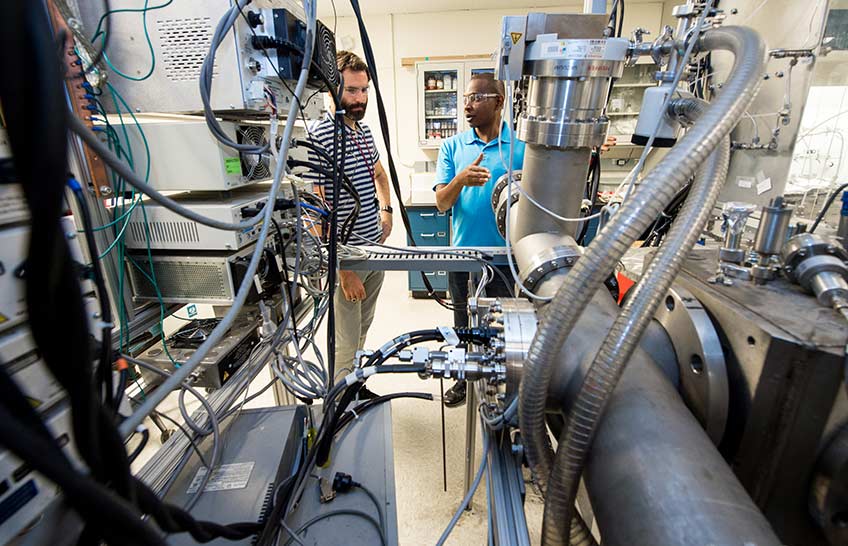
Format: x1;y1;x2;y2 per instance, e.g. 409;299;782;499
448;266;513;328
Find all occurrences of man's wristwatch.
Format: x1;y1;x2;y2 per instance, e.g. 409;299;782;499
380;205;393;214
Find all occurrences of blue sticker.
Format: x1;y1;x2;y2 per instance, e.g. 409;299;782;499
187;304;198;318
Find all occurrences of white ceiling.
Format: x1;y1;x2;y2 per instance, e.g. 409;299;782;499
317;0;661;18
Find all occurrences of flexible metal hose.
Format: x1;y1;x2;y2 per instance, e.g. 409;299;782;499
542;98;731;544
517;26;765;532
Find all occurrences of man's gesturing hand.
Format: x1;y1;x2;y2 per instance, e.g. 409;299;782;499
458;153;490;187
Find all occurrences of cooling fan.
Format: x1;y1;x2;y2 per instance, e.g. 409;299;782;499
313;20;340;91
236;125;272;181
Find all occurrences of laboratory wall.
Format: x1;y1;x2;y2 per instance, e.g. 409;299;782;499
324;2;672;204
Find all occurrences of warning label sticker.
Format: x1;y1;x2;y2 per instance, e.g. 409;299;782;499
187;462;254;494
540;39;607;60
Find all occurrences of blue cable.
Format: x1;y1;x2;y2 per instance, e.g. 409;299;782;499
299;202;329;217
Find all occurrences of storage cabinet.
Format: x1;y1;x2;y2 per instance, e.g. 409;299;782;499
607;61;657;144
405;205;450;297
417;61;495;149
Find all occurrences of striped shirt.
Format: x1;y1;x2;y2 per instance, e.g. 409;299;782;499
303;113;381;245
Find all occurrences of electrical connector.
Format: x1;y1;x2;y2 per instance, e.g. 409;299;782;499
332;471;357;493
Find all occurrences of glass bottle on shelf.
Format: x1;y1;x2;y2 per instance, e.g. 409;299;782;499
427;76;436;90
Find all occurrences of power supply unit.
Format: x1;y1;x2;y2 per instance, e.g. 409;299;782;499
162;406;307;546
0;326;65;415
78;0;336;115
0;402;76;544
110;116;310;192
0;225;29;335
127;239;284;305
137;315;260;390
0;131;27;226
122;176;313;251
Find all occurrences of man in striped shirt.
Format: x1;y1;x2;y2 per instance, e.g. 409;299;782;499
304;51;393;382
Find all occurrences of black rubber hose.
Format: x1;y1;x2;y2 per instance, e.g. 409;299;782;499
810;181;848;233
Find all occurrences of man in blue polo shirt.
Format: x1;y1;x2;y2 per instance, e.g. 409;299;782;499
433;73;522;406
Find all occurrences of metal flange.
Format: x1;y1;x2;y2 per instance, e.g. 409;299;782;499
653;285;728;445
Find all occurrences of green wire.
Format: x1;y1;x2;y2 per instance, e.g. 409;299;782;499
96;0;175;82
101;81;177;366
91;0;174;41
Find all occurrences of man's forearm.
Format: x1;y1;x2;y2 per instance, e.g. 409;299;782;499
435;178;463;212
375;172;391;208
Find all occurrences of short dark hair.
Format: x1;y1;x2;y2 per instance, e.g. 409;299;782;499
470;73;504;97
336;50;370;81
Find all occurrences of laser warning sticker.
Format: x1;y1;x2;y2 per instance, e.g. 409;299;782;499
186;462;254;494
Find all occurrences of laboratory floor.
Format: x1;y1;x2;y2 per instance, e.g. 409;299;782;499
134;267;545;544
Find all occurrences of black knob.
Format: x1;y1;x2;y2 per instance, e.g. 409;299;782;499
246;10;263;28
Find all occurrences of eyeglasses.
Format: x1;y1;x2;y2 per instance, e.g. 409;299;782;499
343;86;370;95
463;92;500;105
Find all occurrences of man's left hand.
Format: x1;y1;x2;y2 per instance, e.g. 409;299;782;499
380;210;393;243
600;135;617;154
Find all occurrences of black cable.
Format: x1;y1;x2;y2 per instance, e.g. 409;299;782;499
810;181;848;233
1;2;134;510
346;0;451;309
334;392;433;433
127;426;149;463
617;0;625;38
0;370;163;545
286;158;361;243
607;0;619;37
327;107;345;385
272;216;302;348
1;5;295;543
69;180;115;412
315;331;445;466
577;151;601;245
235;3;339;139
145;409;210;468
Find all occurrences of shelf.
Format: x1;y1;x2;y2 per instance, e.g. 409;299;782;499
425;115;457;119
425;89;457;94
607;112;640;117
614;83;656;88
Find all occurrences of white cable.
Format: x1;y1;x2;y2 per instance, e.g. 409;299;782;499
501;64;554;301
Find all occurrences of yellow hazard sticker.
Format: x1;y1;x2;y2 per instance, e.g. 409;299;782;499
510;32;522;45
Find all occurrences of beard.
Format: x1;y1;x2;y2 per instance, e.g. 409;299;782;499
344;101;367;121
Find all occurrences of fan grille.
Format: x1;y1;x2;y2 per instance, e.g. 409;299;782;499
237;126;271;181
316;22;340;89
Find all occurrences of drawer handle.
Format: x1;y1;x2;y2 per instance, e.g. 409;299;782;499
420;213;435;217
424;272;436;276
437;212;447;217
437;232;446;237
420;233;435;238
437;271;446;276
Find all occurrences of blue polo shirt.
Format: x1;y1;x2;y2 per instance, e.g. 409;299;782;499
433;123;525;247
